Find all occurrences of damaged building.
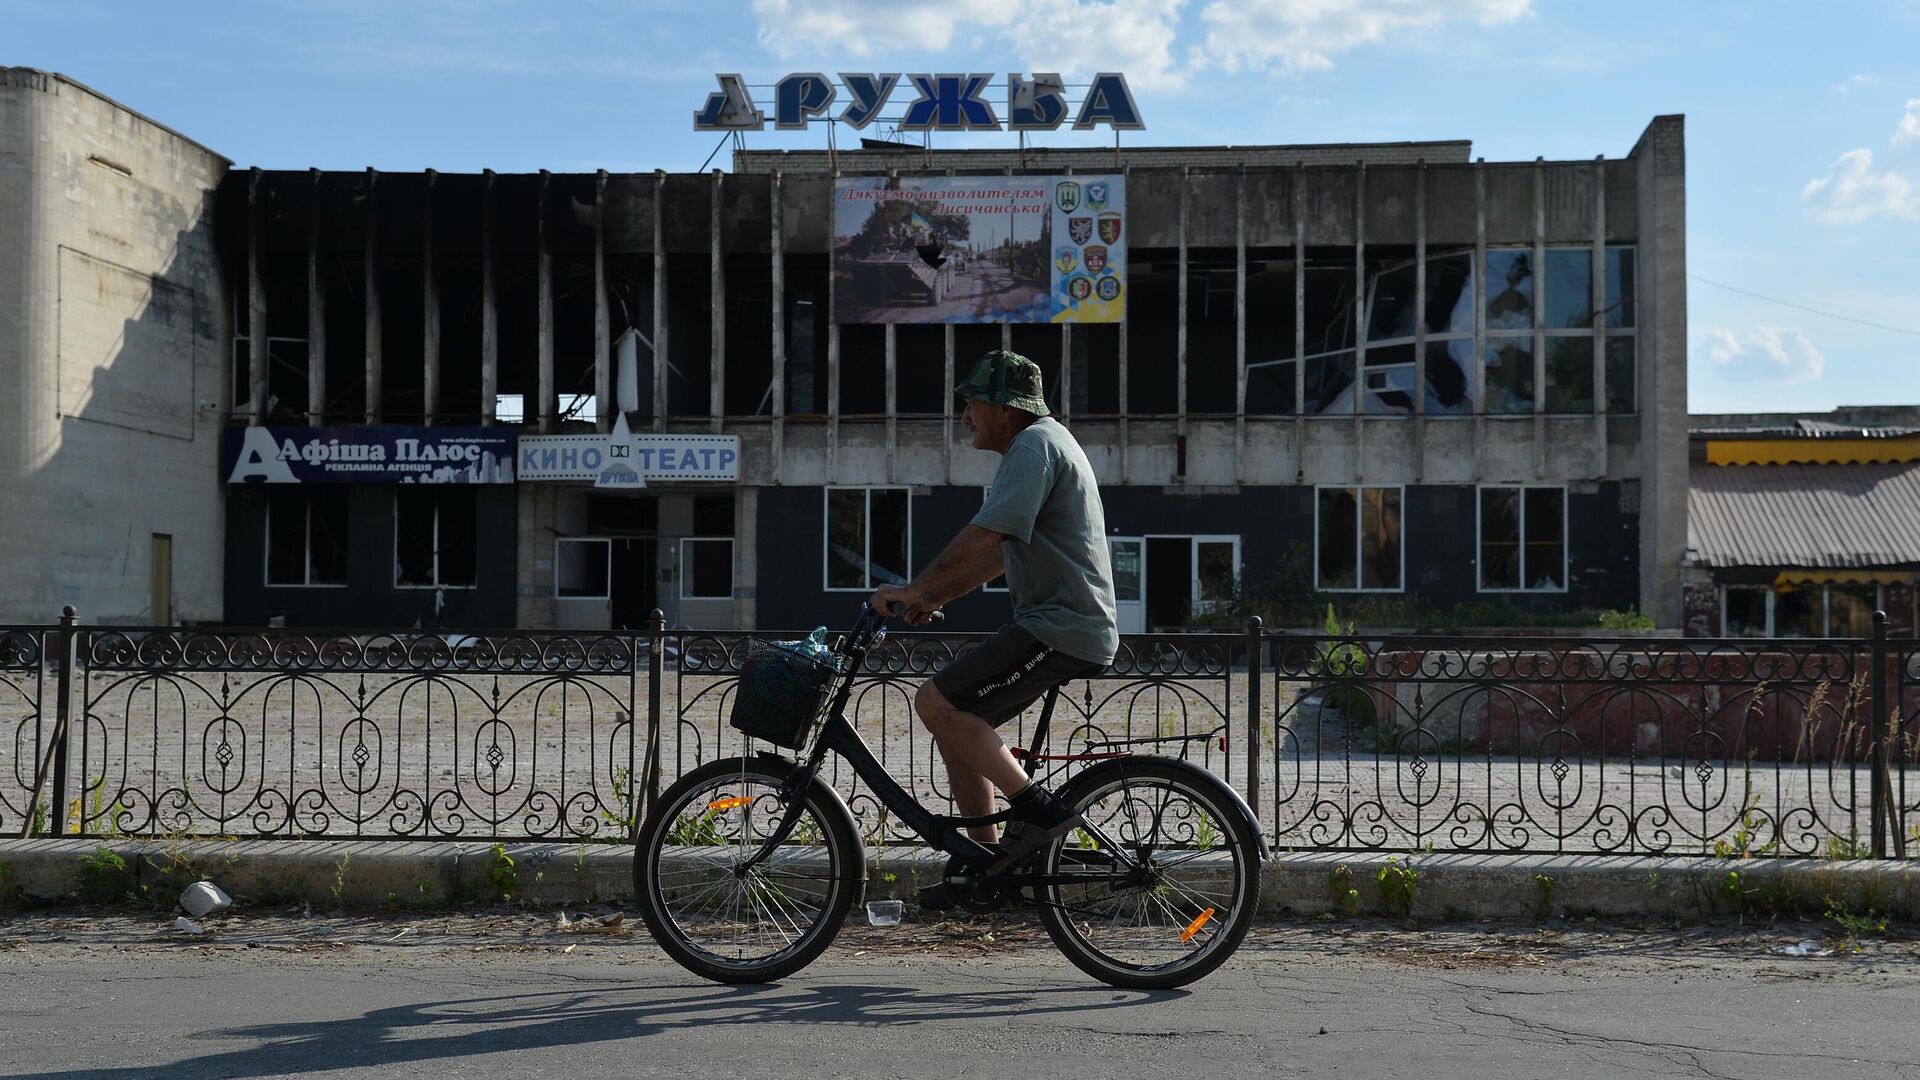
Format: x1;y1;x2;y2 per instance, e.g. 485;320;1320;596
1;67;1690;632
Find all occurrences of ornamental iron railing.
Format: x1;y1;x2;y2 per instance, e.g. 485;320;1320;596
0;608;1910;858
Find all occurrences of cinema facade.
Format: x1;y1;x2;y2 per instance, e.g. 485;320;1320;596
0;68;1689;632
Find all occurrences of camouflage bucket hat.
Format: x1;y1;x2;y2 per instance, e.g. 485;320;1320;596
954;349;1050;417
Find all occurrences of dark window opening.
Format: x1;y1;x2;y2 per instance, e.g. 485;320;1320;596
1302;248;1357;415
953;325;1001;412
265;488;348;587
1317;486;1401;591
896;325;948;414
607;254;656;422
824;487;910;590
1186;251;1237;414
1479;486;1564;591
785;256;828;416
1244;250;1297;416
379;256;425;424
665;254;712;417
395;489;478;588
1075;323;1121;414
587;494;657;533
724;256;774;416
838;323;886;415
1126;248;1178;414
682;538;734;600
553;254;598;424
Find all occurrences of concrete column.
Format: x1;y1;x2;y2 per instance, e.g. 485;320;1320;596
423;169;440;425
364;168;381;425
1414;161;1428;482
943;324;955;484
1635;116;1689;627
827;166;840;476
1120;169;1131;481
771;172;786;480
1176;165;1189;437
1532;160;1547;478
710;169;726;431
307;169;327;425
595;170;611;433
1234;166;1246;485
735;486;757;631
1292;169;1305;464
1592;156;1608;466
652;171;668;433
884;323;897;481
1472;160;1486;481
481;169;498;426
537;170;554;433
247;168;266;426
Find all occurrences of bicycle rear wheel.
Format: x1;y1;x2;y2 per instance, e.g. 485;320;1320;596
1037;757;1261;989
634;756;861;983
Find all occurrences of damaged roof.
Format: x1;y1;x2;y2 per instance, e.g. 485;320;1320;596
1688;462;1920;569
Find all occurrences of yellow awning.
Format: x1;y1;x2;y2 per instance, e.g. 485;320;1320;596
1708;436;1920;467
1771;569;1917;589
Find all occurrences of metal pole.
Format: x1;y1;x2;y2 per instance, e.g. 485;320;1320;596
48;606;78;836
1246;615;1263;826
1870;609;1890;858
646;607;667;811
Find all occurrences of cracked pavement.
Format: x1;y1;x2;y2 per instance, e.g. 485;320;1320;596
2;909;1916;1079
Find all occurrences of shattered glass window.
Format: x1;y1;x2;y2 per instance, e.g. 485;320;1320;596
1605;247;1635;329
1544;248;1593;329
1606;336;1636;413
1544;337;1594;414
1425;340;1473;415
1483;338;1534;414
1484;250;1534;331
1360;343;1415;415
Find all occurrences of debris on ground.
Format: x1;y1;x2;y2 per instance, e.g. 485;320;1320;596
1772;940;1831;957
173;916;206;935
179;881;232;918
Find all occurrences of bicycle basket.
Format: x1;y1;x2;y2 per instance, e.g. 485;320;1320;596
728;638;838;749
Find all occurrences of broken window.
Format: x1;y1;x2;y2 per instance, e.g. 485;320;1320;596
784;255;828;416
1605;247;1636;413
1316;486;1402;591
896;325;948;415
555;538;610;599
395;489;477;589
680;538;734;600
1126;251;1178;415
1073;323;1121;414
1186;254;1237;414
1302;252;1357;415
1483;338;1533;415
1485;250;1534;331
838;324;886;415
1544;338;1594;414
1243;251;1296;416
1424;252;1474;414
1479;486;1564;591
265;488;348;587
824;487;910;591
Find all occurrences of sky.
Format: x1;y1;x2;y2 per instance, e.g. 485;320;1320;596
6;0;1918;415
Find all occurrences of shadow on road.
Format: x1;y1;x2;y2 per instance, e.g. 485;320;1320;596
10;979;1186;1079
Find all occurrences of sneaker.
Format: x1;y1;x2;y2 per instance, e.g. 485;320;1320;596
986;786;1081;875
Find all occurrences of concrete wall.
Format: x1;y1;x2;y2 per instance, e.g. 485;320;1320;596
1635;116;1689;629
0;68;229;625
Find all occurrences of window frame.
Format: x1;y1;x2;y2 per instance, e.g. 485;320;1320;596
679;537;736;601
263;490;349;589
393;490;480;591
821;486;913;593
1476;485;1569;594
552;537;612;600
1314;485;1406;594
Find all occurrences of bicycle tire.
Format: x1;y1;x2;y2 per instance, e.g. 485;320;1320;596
1037;757;1262;989
634;756;862;983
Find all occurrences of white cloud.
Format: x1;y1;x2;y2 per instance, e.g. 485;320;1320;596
1195;0;1530;75
1705;326;1826;384
750;0;1186;88
1893;98;1920;145
1802;149;1920;223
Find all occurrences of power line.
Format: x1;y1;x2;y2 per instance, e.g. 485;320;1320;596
1689;274;1920;339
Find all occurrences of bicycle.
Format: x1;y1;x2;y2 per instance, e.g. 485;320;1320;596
633;604;1267;989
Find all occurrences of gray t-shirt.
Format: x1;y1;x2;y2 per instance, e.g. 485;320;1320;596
972;417;1119;665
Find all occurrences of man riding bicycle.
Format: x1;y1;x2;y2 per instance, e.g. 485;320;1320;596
870;349;1118;874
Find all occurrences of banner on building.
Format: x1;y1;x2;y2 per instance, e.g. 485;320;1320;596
222;426;516;484
832;175;1125;325
517;416;739;485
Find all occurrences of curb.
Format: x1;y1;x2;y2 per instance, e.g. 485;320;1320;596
4;839;1916;922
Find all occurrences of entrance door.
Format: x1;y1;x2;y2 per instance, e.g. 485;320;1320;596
609;538;658;631
1191;536;1241;617
1108;537;1145;635
150;534;173;626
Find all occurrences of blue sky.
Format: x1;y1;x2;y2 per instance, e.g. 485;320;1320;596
7;0;1918;415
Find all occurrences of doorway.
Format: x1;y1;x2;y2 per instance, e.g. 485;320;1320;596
1142;535;1242;629
610;538;657;631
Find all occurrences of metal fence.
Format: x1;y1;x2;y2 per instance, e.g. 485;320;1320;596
1;609;1912;858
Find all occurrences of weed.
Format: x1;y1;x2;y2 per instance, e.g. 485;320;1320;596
1194;811;1220;850
599;766;638;840
1825;898;1890;951
416;879;435;904
1327;864;1360;917
30;802;47;838
485;843;520;901
0;862;19;908
76;846;129;904
1718;869;1747;918
1826;831;1870;861
665;809;727;846
331;853;351;907
385;891;400;910
1532;873;1556;919
1377;857;1419;919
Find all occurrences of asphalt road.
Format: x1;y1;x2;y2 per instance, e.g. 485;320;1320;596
3;910;1916;1079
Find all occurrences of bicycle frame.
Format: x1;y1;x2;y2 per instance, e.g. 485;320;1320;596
738;606;1148;886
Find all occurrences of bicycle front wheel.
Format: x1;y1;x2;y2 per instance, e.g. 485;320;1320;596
1038;757;1262;989
634;756;861;983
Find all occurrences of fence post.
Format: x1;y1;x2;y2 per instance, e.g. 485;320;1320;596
49;606;78;837
1871;610;1888;859
645;607;666;815
1246;616;1262;823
